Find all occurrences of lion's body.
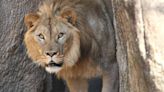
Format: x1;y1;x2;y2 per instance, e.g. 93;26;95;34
24;0;118;92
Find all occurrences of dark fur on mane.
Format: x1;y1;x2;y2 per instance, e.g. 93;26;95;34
37;0;103;58
24;0;118;91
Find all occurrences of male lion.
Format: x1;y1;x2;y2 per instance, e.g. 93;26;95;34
24;0;119;92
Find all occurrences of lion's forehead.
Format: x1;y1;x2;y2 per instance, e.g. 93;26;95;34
36;18;71;33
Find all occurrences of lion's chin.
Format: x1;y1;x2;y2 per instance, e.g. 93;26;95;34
45;66;62;74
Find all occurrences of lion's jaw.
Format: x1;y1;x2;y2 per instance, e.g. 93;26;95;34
45;66;62;73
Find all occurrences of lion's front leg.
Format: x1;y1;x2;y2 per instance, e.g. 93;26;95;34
102;62;119;92
66;78;88;92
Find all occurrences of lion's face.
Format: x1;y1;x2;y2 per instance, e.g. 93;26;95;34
24;10;80;73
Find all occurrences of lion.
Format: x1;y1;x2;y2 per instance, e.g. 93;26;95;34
24;0;119;92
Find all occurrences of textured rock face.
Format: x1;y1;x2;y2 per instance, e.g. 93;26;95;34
0;0;52;92
113;0;164;92
142;0;164;91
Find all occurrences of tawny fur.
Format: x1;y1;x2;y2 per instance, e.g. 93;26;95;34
24;0;119;92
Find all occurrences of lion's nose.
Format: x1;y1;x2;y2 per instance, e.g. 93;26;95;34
45;51;58;57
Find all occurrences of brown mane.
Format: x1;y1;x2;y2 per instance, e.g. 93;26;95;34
39;0;100;58
37;0;100;77
24;0;118;92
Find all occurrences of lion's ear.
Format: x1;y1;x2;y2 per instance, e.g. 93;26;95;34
61;9;77;25
24;13;40;29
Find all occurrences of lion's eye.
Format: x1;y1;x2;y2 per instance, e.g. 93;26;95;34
38;34;45;40
58;32;64;39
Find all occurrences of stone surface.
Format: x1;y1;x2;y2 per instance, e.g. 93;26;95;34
112;0;164;92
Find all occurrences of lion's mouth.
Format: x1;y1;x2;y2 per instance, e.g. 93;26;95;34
46;61;63;67
45;62;63;73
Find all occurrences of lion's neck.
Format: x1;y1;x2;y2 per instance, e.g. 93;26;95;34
57;57;102;79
